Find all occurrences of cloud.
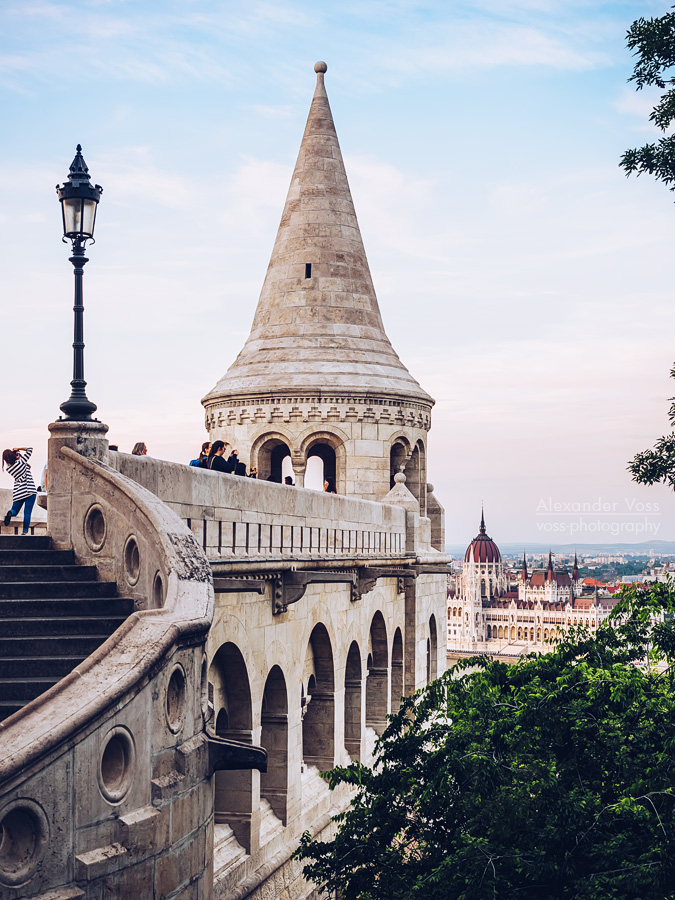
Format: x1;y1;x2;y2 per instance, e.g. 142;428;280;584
245;104;296;118
375;22;608;76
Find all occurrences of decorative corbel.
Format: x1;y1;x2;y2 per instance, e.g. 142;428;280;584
273;569;357;614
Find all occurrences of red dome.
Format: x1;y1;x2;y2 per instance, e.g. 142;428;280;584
464;511;501;564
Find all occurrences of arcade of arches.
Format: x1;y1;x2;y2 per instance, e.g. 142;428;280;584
207;592;443;855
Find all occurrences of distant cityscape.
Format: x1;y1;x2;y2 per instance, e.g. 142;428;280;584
447;519;675;656
448;549;675;600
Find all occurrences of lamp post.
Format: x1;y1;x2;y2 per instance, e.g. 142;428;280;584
56;145;103;421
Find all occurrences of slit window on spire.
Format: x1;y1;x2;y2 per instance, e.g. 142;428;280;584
305;263;312;279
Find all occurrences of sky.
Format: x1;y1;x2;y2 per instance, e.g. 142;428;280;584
1;0;674;546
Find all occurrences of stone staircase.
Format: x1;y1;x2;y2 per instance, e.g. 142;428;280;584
0;535;134;721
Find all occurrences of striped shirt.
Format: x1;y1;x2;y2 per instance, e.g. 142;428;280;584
7;448;37;503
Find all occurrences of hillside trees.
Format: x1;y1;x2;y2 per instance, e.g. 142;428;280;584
620;11;675;490
620;8;675;190
297;581;675;899
628;363;675;490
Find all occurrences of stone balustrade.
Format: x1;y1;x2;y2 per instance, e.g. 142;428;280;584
0;424;219;900
110;452;411;562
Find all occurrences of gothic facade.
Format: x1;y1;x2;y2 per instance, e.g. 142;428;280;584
450;515;617;651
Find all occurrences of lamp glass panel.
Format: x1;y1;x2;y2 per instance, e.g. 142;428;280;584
81;198;97;237
62;197;82;236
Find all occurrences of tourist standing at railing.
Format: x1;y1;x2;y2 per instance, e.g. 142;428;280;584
190;441;211;468
132;442;148;456
207;441;230;473
227;448;239;471
2;447;37;534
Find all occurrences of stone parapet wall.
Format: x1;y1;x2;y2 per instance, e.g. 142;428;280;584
110;452;409;560
0;428;217;900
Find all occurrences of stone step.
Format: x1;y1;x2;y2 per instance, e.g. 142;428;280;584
0;565;99;583
259;798;284;845
0;597;134;619
1;616;129;637
213;823;247;879
0;701;24;720
0;676;62;700
0;535;51;550
0;635;111;658
0;549;75;566
0;656;86;678
0;581;117;600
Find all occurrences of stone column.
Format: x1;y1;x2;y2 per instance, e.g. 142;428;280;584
47;419;109;549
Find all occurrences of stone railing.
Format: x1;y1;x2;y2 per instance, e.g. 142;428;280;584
110;453;410;562
0;424;220;899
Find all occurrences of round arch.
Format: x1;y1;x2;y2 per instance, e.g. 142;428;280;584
344;641;362;761
208;642;254;849
389;435;411;489
366;611;388;735
391;627;403;712
299;429;348;494
261;664;289;824
302;623;335;771
250;430;296;483
429;614;438;682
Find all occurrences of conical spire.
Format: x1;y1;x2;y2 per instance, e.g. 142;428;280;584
546;551;554;582
573;551;579;581
204;62;432;406
479;507;486;535
521;551;528;581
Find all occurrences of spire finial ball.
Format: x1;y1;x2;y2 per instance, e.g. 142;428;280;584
314;61;327;74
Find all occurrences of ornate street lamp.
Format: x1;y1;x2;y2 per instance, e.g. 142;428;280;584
56;145;103;421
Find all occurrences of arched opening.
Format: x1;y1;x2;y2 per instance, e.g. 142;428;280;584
344;641;362;761
306;443;337;492
366;611;388;735
536;628;541;641
530;628;534;641
260;665;288;825
498;625;503;639
305;455;324;490
209;643;255;852
255;437;291;483
390;439;409;489
517;627;523;640
281;454;294;484
302;624;335;771
402;441;426;514
510;626;515;640
487;624;492;639
480;579;486;599
390;628;403;712
429;614;438;682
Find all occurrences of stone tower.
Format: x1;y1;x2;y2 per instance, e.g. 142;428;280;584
203;62;434;511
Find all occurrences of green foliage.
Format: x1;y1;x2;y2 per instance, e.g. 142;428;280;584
297;580;675;900
628;362;675;490
620;9;675;190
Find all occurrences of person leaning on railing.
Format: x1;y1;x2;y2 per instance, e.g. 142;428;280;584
2;446;38;534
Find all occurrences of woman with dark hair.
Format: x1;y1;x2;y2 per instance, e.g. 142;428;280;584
132;442;147;456
207;440;231;473
2;447;37;534
189;442;211;468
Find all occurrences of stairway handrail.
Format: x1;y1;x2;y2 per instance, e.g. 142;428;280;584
0;447;214;786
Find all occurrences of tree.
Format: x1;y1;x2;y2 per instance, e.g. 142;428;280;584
628;362;675;490
620;9;675;190
297;581;675;899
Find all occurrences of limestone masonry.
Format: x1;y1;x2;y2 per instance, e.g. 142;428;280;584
0;63;448;900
